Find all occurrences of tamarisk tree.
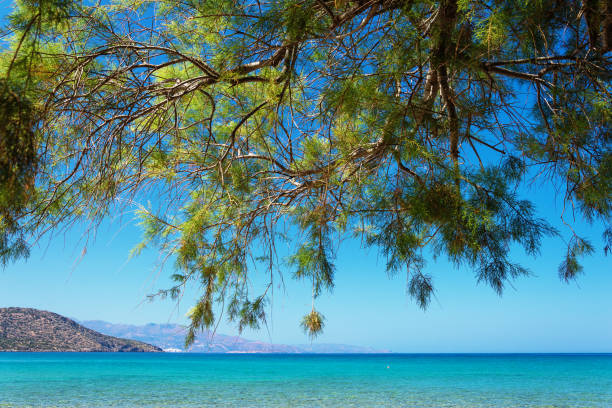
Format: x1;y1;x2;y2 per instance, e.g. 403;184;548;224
0;0;610;342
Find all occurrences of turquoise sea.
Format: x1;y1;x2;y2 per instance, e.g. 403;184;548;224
1;353;611;407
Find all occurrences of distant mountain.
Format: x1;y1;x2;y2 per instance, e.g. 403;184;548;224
80;320;390;353
0;308;161;352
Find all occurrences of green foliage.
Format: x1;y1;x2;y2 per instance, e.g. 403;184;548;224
605;226;612;255
228;295;267;334
0;82;36;224
407;273;433;310
0;0;75;265
1;0;610;342
0;75;37;267
301;309;325;340
559;237;595;283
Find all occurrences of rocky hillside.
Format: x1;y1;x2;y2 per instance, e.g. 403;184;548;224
0;308;161;352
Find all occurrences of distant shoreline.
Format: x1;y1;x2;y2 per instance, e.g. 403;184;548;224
2;351;610;355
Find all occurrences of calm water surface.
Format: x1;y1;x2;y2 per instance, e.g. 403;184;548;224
1;353;611;407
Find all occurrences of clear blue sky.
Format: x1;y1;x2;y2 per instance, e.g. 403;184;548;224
0;0;610;353
1;178;610;352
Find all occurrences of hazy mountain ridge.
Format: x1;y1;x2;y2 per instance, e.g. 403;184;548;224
80;320;390;353
0;308;161;352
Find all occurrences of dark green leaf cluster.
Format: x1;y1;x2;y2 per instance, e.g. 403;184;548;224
559;237;595;283
0;82;36;265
